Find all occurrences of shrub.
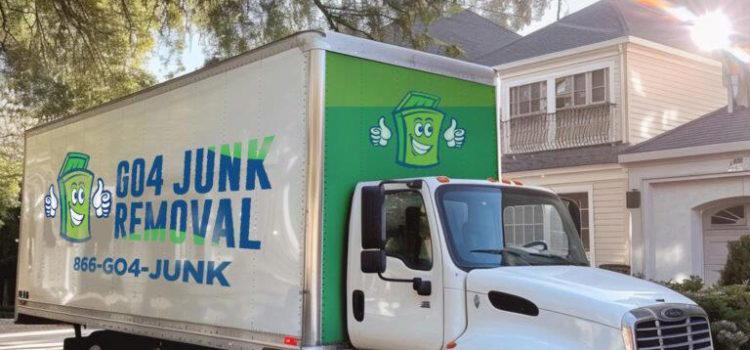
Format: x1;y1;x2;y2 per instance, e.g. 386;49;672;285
721;235;750;286
658;277;750;350
713;321;750;350
663;275;705;293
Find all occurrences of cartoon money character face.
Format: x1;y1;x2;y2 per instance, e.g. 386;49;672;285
57;153;94;241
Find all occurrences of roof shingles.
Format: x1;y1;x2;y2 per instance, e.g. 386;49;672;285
383;10;521;63
477;0;703;66
624;106;750;154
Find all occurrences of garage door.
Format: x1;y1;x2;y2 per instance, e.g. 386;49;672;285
703;204;750;284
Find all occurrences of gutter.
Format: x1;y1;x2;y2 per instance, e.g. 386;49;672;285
619;140;750;164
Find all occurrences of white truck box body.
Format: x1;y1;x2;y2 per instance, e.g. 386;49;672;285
19;46;308;348
16;31;496;349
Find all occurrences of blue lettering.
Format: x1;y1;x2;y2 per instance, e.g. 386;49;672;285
169;200;187;243
206;261;231;287
145;201;168;241
116;161;129;198
182;260;205;284
246;159;271;191
218;143;242;192
239;197;261;249
173;150;191;195
195;148;215;194
190;199;212;241
131;158;145;197
114;203;127;239
129;202;143;238
163;260;181;282
212;199;235;248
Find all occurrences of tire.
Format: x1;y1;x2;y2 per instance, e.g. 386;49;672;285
63;337;93;350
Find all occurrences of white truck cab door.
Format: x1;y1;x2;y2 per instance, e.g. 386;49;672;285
347;187;444;350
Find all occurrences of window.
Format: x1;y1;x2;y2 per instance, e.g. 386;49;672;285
556;68;609;110
710;205;746;226
510;81;547;117
559;192;590;252
437;185;589;269
384;191;433;270
503;205;544;247
503;204;570;256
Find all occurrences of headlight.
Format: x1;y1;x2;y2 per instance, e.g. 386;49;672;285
621;313;637;350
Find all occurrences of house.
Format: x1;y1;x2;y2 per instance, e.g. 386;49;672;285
475;0;729;267
620;105;750;284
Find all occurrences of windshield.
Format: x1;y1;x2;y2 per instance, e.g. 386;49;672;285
436;185;589;269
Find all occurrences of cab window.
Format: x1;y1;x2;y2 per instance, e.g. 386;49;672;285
384;191;433;271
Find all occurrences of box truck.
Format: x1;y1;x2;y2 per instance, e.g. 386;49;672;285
16;31;713;350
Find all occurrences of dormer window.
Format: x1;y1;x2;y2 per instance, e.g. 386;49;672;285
509;81;547;118
555;68;609;110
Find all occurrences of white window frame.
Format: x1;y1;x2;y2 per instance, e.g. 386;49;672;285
555;68;610;111
707;204;750;230
508;81;548;118
551;184;596;266
501;59;617;122
500;58;618;153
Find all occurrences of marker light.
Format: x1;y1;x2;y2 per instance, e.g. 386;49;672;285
283;336;298;346
447;340;457;349
436;176;450;183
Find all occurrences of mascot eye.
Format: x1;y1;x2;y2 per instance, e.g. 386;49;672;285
78;187;85;203
414;123;424;137
71;189;79;205
424;123;433;137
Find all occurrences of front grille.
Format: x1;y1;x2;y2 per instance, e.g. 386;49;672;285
634;316;712;350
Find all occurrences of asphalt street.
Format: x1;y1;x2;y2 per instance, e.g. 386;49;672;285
0;319;93;350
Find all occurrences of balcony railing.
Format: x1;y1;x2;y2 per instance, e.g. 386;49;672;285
501;103;620;154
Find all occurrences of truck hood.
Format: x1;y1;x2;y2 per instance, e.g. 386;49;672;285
466;266;695;328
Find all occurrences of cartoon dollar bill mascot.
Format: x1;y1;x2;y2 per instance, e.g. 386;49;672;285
44;152;112;242
370;92;465;167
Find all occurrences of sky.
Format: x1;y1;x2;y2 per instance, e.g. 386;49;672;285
146;0;601;81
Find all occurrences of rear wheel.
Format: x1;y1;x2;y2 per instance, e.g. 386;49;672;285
64;330;156;350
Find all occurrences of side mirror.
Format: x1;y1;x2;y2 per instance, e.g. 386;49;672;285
562;198;582;235
361;250;386;274
361;185;386;249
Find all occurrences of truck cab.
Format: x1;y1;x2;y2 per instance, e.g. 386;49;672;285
346;177;712;350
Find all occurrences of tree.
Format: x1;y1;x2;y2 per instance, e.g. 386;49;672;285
721;235;750;285
190;0;552;60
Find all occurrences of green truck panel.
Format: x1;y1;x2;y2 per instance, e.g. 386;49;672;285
321;52;497;343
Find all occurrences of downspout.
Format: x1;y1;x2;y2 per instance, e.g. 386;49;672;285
723;53;736;113
619;42;629;144
495;69;503;178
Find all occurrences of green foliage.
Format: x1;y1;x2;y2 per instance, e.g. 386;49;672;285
663;275;705;293
660;277;750;350
714;321;750;350
721;235;750;286
2;0;553;124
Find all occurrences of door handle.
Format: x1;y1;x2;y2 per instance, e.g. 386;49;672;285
352;290;365;322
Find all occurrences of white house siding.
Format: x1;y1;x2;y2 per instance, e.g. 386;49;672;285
505;164;629;266
626;43;726;144
499;45;622;126
625;150;750;283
